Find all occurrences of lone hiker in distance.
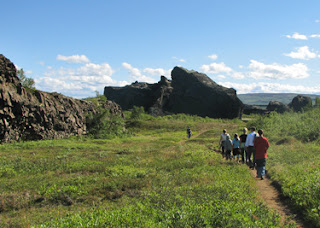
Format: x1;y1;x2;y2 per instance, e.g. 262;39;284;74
254;129;270;180
187;127;192;139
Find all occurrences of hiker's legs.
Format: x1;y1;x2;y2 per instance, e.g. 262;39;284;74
247;147;253;166
221;145;225;158
226;150;231;160
256;159;266;178
241;148;245;163
253;149;256;168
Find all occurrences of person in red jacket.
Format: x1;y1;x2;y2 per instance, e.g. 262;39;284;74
254;129;270;180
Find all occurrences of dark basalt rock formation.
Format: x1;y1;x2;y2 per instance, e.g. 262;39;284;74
267;100;290;113
243;104;269;115
289;95;312;112
0;54;123;143
104;66;243;118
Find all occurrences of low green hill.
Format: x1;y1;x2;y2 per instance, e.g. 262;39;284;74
238;93;320;105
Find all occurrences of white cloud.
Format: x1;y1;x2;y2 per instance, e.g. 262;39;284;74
219;81;320;95
122;62;158;83
310;34;320;38
200;62;245;79
57;54;90;64
217;75;226;79
284;46;317;60
172;56;186;62
143;67;172;77
285;32;308;40
248;60;309;80
231;72;245;79
200;62;233;74
208;54;218;60
316;19;320;23
37;62;128;98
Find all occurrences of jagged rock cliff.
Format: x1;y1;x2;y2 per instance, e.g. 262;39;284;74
0;54;123;143
104;66;243;119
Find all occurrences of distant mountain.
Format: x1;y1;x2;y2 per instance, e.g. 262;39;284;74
238;93;320;106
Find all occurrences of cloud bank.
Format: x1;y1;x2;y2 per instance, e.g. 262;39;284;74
36;62;128;98
220;81;320;95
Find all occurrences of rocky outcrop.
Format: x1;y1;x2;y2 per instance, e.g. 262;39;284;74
0;54;123;143
243;104;268;115
289;95;312;112
104;66;243;119
267;100;290;113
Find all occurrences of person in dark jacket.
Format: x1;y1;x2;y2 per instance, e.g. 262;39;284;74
239;128;248;164
254;129;270;180
187;127;192;139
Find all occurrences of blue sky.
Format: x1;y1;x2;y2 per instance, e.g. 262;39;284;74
2;0;320;98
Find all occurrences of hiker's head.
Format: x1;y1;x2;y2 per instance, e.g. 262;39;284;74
258;129;263;136
223;129;227;134
243;127;247;133
226;135;230;140
234;133;238;138
250;127;256;132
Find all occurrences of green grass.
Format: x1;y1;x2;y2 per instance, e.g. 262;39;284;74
0;115;293;227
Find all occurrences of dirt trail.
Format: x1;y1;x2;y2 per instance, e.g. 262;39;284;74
249;169;307;227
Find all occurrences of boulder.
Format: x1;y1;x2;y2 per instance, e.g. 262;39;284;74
104;66;243;118
267;100;290;113
0;54;123;143
289;95;312;112
243;104;268;115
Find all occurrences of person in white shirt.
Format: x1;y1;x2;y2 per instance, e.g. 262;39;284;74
219;129;230;158
245;127;256;169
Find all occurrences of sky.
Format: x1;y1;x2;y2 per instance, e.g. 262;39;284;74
2;0;320;98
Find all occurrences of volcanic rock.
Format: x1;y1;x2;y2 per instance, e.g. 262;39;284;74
267;100;290;113
289;95;312;112
104;66;243;118
0;54;123;143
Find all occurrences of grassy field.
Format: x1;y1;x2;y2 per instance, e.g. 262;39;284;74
0;114;296;227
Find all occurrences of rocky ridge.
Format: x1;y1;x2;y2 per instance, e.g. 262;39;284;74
105;66;243;119
0;54;123;143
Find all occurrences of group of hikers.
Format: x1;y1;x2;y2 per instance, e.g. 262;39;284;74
219;127;270;180
186;126;269;180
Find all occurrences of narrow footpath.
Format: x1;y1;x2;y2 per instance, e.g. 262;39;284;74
250;169;307;227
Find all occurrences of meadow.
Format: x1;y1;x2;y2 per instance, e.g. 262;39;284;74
0;112;297;227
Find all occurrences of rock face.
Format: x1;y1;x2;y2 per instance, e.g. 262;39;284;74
267;100;290;113
104;66;243;118
289;95;312;112
0;54;123;143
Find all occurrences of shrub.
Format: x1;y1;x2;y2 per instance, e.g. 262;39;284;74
130;106;146;120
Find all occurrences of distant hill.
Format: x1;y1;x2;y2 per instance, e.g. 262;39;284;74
238;93;320;106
